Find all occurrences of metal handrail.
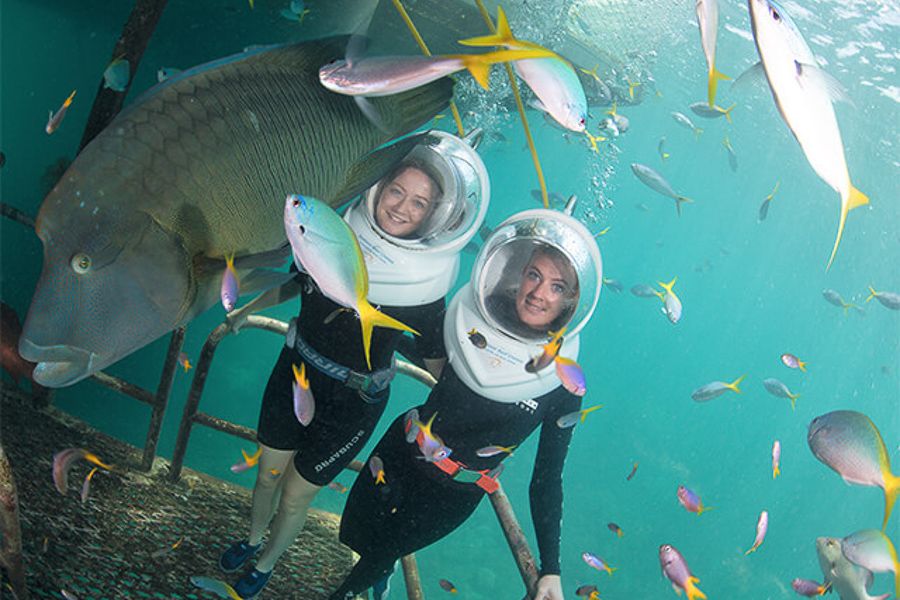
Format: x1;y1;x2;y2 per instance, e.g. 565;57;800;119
167;314;540;599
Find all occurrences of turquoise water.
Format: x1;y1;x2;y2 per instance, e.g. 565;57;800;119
1;0;898;598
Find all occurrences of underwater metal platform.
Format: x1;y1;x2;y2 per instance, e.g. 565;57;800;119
0;385;359;600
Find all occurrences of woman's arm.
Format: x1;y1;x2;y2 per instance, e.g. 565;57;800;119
528;392;581;578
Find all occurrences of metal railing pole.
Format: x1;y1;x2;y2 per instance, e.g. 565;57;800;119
489;484;540;599
401;554;425;600
141;327;185;471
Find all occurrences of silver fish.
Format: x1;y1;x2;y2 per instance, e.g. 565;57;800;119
748;0;868;268
763;377;799;409
866;287;900;311
659;544;706;599
671;111;703;137
691;375;744;402
630;284;661;299
723;136;738;171
689;101;734;122
817;536;889;600
602;278;623;293
20;39;451;387
631;163;692;216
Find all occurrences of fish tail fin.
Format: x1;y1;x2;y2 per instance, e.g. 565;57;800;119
727;374;746;394
789;393;799;411
376;472;386;485
657;277;677;294
458;5;516;47
83;453;113;471
606;102;618;117
459;54;492;90
676;196;692;216
63;89;77;107
882;471;900;532
744;545;757;555
608;566;618;575
616;529;623;538
798;360;807;372
694;126;703;139
697;504;715;515
662;152;670;160
723;103;736;124
773;465;780;479
707;66;730;107
357;300;419;370
866;285;878;303
685;576;707;600
827;184;868;270
580;404;603;422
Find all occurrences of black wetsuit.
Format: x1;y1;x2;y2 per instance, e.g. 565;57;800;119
329;364;580;598
257;272;445;486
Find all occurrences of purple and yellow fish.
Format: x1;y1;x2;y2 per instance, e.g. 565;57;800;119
745;510;769;555
291;363;314;426
45;90;76;135
413;412;452;463
177;352;192;372
52;448;112;495
677;485;714;515
230;446;262;474
476;444;516;458
790;578;830;597
555;355;586;396
220;254;239;312
526;328;565;373
582;552;616;575
369;455;386;485
808;410;900;530
660;544;706;600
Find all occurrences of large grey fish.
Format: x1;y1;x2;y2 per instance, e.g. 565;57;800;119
20;38;452;387
748;0;868;269
631;163;692;216
817;536;889;600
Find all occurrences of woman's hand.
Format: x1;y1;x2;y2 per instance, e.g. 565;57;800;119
533;574;564;600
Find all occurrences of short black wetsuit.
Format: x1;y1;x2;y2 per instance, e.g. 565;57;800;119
330;364;580;598
257;271;445;486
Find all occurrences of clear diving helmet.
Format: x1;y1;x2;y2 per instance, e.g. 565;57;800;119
444;198;603;402
344;129;490;306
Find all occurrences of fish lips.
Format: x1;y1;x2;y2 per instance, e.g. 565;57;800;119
18;338;95;387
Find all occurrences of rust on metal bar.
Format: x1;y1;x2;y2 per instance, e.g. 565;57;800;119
193;413;257;443
0;434;28;599
91;371;155;405
78;0;169;151
141;327;185;471
0;202;35;229
489;483;539;598
400;554;425;600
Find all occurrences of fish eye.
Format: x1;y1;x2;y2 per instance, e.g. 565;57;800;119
770;6;781;20
292;198;300;207
298;225;306;235
71;253;92;274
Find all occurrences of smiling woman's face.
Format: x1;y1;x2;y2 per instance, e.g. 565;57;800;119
515;250;577;331
375;167;437;238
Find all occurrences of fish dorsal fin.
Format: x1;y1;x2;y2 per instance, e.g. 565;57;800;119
326;132;433;206
345;34;368;69
794;61;852;105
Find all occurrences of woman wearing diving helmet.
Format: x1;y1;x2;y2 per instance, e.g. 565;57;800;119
217;130;490;598
328;202;603;600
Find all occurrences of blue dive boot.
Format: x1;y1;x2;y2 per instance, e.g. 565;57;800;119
234;567;273;599
371;561;398;600
219;539;261;573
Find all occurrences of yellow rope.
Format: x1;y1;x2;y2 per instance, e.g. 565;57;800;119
474;0;548;209
391;0;466;137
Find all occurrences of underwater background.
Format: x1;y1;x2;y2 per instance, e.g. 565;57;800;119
1;0;898;598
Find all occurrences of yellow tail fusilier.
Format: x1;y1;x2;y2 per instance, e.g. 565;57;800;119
356;300;419;370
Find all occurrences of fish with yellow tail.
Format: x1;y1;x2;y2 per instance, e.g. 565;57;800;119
808;410;900;531
458;6;588;132
657;277;683;324
696;0;729;106
291;363;314;426
413;412;452;463
841;529;900;599
556;404;603;429
319;47;554;96
866;286;900;311
526;328;566;373
744;510;769;554
659;544;707;600
220;254;239;312
45;90;76;135
690;374;745;402
284;194;418;369
230;446;262;474
631;164;693;217
748;0;868;269
772;440;781;479
52;448;112;495
677;484;714;515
